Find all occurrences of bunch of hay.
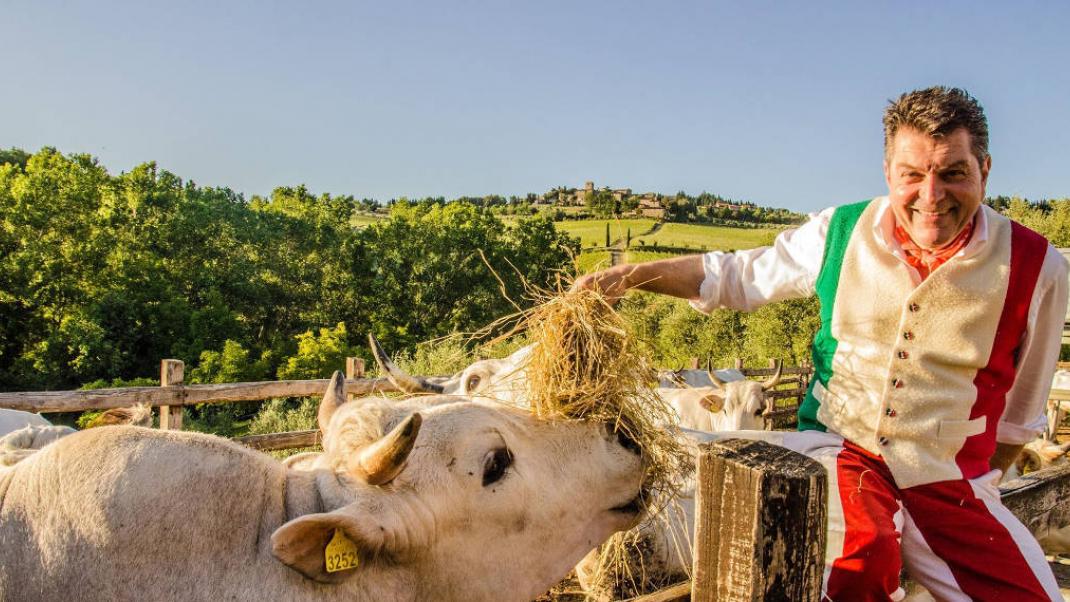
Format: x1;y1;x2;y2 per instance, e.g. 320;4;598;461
513;287;694;598
518;287;692;506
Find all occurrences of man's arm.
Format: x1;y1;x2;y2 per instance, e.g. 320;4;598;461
572;207;836;309
571;254;706;303
990;442;1024;475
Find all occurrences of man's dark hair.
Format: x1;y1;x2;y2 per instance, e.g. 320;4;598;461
883;86;989;164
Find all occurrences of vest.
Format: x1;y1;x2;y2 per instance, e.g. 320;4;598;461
798;199;1048;488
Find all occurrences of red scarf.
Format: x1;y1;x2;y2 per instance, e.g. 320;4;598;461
893;216;975;281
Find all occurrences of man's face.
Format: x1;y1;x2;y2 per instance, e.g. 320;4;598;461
884;127;991;249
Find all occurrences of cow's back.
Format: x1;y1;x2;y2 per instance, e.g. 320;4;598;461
0;409;50;437
0;427;302;601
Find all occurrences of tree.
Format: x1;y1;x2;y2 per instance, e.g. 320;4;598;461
586;190;618;218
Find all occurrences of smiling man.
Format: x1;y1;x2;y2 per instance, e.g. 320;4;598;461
574;87;1067;600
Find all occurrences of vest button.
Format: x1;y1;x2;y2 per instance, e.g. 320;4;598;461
885;408;897;417
903;331;915;341
909;303;920;312
897;350;909;359
879;436;889;446
892;378;903;388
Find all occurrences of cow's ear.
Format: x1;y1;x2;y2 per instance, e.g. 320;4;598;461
699;392;724;413
271;511;377;583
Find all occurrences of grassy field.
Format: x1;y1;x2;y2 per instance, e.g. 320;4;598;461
351;214;384;227
634;222;781;251
623;250;679;263
574;251;613;273
553;219;657;247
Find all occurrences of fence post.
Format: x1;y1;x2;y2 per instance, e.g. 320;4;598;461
346;357;365;379
691;438;827;602
159;359;184;430
734;358;744;370
346;357;365;400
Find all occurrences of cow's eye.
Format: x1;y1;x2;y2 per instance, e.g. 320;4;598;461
753;406;765;417
465;374;482;392
482;447;512;486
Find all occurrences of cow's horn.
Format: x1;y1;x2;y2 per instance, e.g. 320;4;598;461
368;333;445;394
318;371;347;432
762;360;783;390
706;369;726;389
358;413;422;486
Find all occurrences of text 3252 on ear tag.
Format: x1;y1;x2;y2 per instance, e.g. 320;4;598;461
325;528;360;573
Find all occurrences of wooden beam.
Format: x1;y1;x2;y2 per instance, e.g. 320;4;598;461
159;359;184;430
692;439;826;602
235;430;320;451
739;366;813;377
625;581;691;602
999;461;1070;537
0;378;403;413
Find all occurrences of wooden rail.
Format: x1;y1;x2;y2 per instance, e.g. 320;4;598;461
0;375;401;413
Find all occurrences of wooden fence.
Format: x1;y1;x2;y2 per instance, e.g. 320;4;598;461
0;357;402;451
0;357;814;451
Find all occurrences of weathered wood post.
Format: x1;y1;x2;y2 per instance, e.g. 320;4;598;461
734;358;745;370
159;359;184;430
346;357;365;401
346;357;365;379
692;439;827;602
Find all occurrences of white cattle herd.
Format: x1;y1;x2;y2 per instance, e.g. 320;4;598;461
0;339;1067;601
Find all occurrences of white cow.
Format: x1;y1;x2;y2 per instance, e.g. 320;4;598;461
657;364;783;432
372;340;789;598
0;408;52;436
0;405;151;467
370;334;533;406
0;373;645;602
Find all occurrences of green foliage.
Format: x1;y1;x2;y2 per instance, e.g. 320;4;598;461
247;397;319;436
390;336;478;377
0;148;576;396
618;293;819;369
585;190;619;218
277;323;357;380
1000;197;1070;247
190;340;273;384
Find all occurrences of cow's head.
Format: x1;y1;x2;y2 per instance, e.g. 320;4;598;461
1010;439;1070;478
370;334;532;406
272;372;645;601
658;362;782;432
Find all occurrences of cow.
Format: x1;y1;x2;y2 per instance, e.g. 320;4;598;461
370;339;789;598
0;373;645;602
0;408;52;437
370;334;533;407
656;364;783;432
0;405;152;467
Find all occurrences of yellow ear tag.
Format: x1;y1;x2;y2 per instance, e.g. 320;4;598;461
324;528;360;573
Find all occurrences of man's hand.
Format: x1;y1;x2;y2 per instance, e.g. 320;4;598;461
571;265;635;305
570;254;708;305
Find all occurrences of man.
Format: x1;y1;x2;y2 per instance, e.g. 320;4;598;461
574;87;1066;601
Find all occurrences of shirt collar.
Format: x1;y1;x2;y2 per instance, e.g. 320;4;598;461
872;196;989;261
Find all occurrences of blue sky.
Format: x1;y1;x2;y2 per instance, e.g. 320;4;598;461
3;1;1068;213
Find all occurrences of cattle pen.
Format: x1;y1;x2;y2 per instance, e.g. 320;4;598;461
2;359;1069;601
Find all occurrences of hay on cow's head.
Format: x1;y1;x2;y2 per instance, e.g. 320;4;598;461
509;286;694;597
504;286;692;507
